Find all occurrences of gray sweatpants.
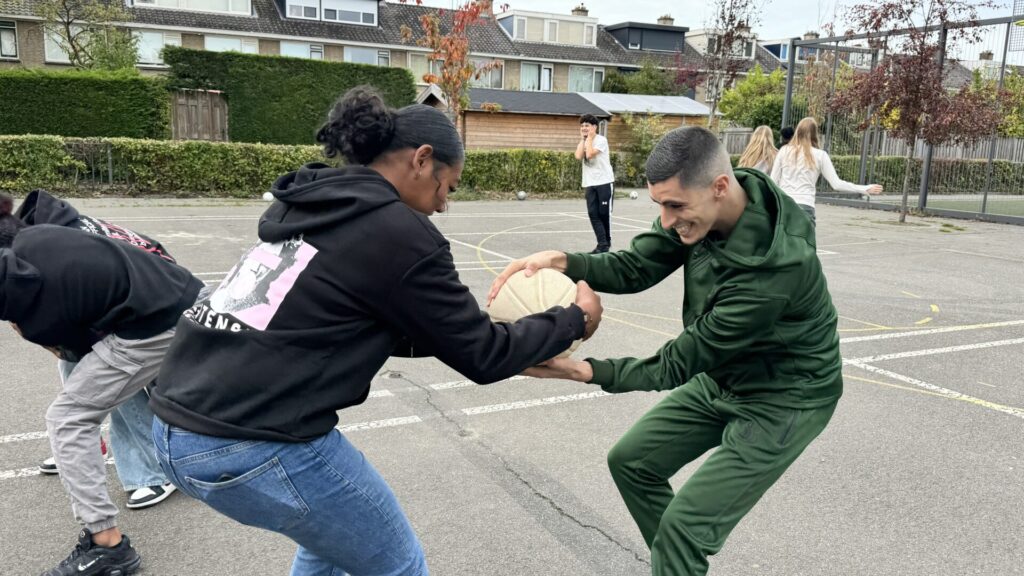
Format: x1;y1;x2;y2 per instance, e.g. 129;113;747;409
45;329;177;533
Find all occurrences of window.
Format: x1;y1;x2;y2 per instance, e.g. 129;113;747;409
287;0;318;19
345;46;389;66
136;0;250;15
409;53;443;82
569;66;604;92
514;16;526;40
470;58;503;89
779;43;788;61
205;35;258;54
321;0;377;25
521;62;552;91
44;28;77;63
544;20;558;43
136;30;181;65
281;41;324;60
584;24;595;46
0;21;16;59
743;40;754;58
707;36;718;55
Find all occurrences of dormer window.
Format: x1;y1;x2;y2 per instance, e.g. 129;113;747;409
135;0;250;16
287;0;318;19
707;35;755;59
287;0;377;25
584;24;595;45
514;17;526;39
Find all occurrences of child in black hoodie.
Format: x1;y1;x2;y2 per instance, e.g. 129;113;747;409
0;220;202;576
13;190;180;510
149;86;604;576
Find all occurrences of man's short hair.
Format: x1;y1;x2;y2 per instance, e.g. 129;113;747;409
580;114;600;126
645;126;732;188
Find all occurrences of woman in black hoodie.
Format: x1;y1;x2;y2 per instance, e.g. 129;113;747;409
150;87;603;576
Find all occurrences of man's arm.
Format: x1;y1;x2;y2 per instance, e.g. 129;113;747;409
574;137;586;161
526;287;788;391
563;219;689;294
584;134;600;159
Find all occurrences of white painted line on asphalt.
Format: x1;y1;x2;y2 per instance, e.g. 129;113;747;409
840;320;1024;344
97;216;257;222
844;361;1024;420
430;376;528;390
446;229;636;236
368;390;393;398
0;457;115;481
941;249;1024;263
817;249;838;255
462;391;610;415
0;431;48;444
337;415;422;433
434;212;590;218
846;338;1024;363
447;238;515;260
562;212;649;231
818;240;886;248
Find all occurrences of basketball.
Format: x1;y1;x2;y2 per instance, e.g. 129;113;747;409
488;268;581;358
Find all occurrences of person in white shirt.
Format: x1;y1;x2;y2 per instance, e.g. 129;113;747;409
770;116;882;224
737;125;778;173
575;114;615;253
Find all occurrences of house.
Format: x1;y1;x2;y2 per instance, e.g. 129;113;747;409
1;0;782;104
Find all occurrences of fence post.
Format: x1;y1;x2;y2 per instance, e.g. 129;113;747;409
858;48;880;184
918;26;948;210
107;144;114;186
824;42;840;154
782;37;798;131
982;22;1012;214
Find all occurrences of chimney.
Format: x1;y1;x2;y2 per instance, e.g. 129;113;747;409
657;14;674;26
979;50;994;61
802;31;819;41
571;3;588;16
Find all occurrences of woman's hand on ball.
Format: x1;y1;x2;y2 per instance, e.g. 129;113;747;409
487;250;568;306
574;281;602;340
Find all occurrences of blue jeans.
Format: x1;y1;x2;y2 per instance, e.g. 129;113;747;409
58;360;166;491
152;416;428;576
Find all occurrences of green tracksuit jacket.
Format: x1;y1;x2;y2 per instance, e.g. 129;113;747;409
565;168;842;407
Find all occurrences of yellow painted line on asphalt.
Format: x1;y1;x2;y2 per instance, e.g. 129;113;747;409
838;315;892;330
930;304;941;313
844;374;950;399
604;306;682;323
901;290;922;299
915;317;933;325
601;315;678;338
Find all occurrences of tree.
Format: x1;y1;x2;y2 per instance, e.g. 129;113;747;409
400;0;498;127
831;0;1004;223
672;52;704;98
995;71;1024;138
623;60;675;95
601;70;630;93
620;112;670;185
35;0;138;70
719;64;786;134
702;0;761;128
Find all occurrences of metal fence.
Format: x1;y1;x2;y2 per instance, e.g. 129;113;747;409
778;14;1024;224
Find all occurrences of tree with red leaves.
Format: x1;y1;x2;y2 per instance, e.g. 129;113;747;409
830;0;1005;222
400;0;499;131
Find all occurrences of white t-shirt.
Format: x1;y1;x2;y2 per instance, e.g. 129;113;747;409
770;147;871;208
582;134;615;188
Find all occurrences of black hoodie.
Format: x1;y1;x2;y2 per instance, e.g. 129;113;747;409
150;165;586;443
0;226;202;357
16;190;175;262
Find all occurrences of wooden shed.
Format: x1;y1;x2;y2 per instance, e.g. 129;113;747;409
418;87;611;151
577;93;712;151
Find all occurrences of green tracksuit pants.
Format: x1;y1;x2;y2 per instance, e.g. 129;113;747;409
607;374;837;576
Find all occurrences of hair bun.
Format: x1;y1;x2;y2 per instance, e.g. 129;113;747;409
316;87;396;165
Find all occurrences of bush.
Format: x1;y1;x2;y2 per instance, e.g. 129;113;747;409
3;136;1021;199
0;69;170;139
163;47;417;145
0;136;85;192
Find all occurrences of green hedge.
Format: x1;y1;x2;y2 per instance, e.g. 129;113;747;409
163;47;417;145
2;135;1022;199
0;136;85;191
0;69;169;139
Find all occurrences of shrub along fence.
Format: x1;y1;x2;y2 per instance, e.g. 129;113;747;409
3;135;1023;199
0;69;170;139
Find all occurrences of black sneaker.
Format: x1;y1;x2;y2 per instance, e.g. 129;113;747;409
41;529;141;576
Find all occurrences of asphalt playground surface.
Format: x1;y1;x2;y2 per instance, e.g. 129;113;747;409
2;196;1022;575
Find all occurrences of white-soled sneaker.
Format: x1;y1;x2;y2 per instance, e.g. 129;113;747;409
126;482;177;509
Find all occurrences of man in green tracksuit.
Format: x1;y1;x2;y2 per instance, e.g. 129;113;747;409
488;126;842;575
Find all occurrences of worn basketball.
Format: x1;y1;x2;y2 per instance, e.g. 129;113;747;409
488;268;581;358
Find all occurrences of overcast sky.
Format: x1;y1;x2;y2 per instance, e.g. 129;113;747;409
418;0;1019;59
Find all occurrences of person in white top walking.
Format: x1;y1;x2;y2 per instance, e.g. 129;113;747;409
770;117;882;224
737;125;778;173
575;114;615;253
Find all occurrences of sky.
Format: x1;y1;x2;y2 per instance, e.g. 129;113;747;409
418;0;1020;60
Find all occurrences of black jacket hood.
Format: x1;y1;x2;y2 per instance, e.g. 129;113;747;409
15;190;81;227
259;164;402;243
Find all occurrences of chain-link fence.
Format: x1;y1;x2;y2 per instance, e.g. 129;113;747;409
777;14;1024;223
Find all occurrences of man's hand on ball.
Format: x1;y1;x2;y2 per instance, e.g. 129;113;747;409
487;250;568;306
522;357;593;382
574;281;602;340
